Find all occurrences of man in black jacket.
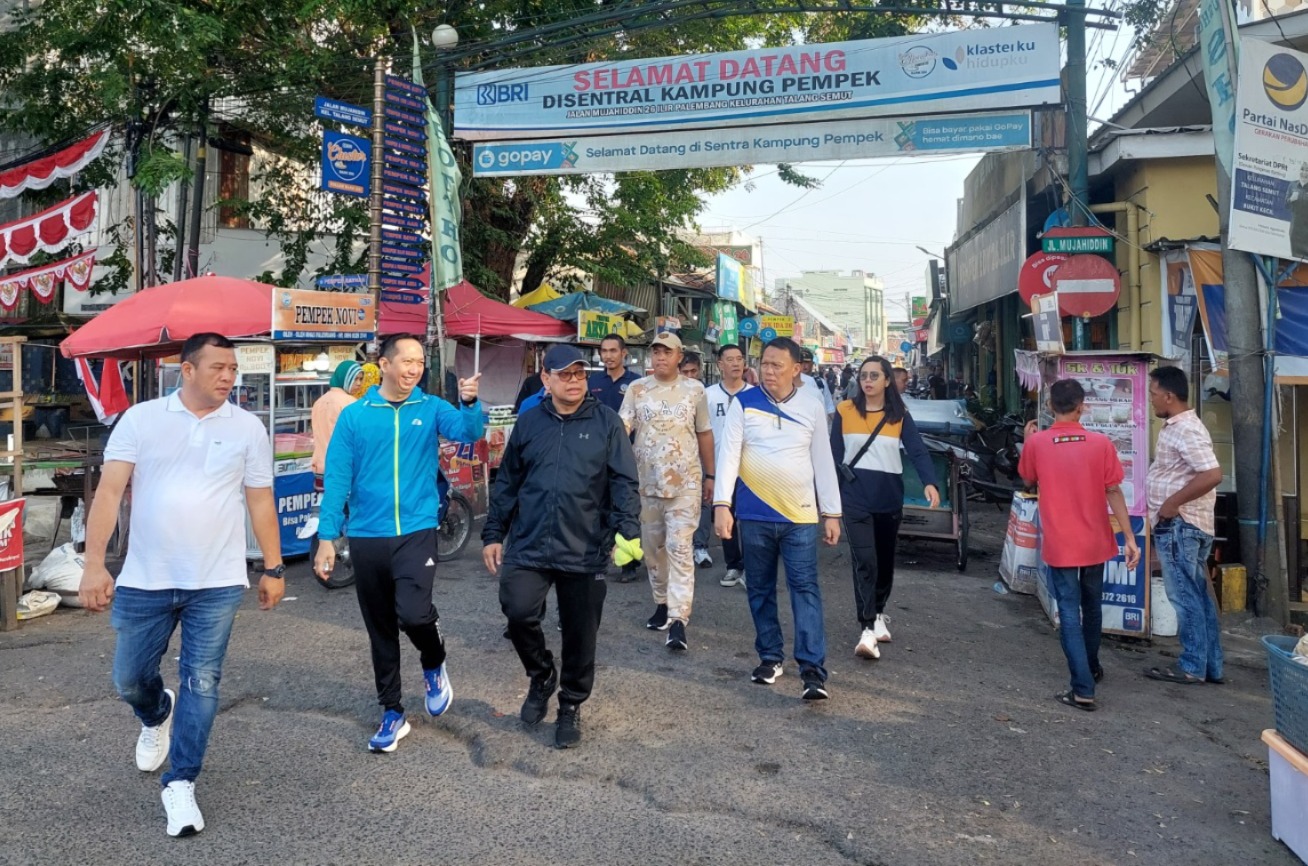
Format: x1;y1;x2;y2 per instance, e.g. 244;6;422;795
482;344;641;749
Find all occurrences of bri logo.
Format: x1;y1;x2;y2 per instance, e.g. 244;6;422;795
477;83;530;105
1123;609;1144;631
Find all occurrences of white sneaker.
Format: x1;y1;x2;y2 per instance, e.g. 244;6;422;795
720;568;744;587
161;780;205;837
694;548;713;568
873;614;892;643
855;628;881;659
136;688;175;772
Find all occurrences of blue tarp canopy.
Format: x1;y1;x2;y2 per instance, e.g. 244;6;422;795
526;291;645;322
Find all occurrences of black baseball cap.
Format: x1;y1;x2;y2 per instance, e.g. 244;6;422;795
800;348;815;362
543;344;587;372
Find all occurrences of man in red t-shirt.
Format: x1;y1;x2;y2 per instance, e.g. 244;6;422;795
1019;379;1140;711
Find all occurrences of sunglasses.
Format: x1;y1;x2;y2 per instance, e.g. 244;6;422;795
550;368;588;382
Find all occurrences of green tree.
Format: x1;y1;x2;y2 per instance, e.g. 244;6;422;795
0;0;960;297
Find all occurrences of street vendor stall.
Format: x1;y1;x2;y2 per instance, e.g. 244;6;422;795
60;276;377;561
1030;352;1154;638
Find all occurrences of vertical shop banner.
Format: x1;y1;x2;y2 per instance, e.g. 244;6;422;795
716;253;743;305
1230;38;1308;259
411;36;463;294
1197;0;1239;180
1187;248;1231;372
0;498;25;571
1057;354;1148;516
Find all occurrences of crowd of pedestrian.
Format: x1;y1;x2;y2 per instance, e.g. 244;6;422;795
74;328;1220;840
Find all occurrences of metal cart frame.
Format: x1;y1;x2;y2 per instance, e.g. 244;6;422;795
897;452;970;571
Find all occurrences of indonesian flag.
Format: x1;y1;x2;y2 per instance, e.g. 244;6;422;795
75;357;130;424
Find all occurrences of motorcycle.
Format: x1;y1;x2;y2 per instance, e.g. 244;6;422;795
300;482;475;590
919;411;1030;505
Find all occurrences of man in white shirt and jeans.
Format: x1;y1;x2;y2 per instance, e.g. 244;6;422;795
79;333;285;839
703;343;752;587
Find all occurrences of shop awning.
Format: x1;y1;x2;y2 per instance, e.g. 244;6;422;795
60;275;277;359
526;291;645;322
511;283;562;309
379;280;575;341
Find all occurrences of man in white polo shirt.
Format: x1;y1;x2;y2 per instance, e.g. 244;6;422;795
79;332;284;839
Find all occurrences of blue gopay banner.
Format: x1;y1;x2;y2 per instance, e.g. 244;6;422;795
455;24;1059;141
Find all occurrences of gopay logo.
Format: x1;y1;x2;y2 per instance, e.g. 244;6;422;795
476;144;560;172
476;83;529;105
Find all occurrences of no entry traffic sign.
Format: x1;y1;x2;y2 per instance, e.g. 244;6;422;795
1017;251;1068;306
1050;254;1121;318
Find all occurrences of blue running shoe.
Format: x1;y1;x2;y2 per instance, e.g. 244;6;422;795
369;710;410;753
424;664;453;717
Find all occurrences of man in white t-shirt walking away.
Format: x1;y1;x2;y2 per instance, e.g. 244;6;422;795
703;343;752;587
79;333;285;838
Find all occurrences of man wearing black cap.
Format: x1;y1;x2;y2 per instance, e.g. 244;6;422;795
799;348;835;424
483;344;641;748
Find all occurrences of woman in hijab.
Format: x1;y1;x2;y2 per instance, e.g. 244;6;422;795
310;360;363;476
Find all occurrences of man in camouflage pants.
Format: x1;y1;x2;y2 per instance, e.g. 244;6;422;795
619;332;714;653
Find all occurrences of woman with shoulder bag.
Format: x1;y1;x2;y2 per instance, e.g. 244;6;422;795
830;356;941;660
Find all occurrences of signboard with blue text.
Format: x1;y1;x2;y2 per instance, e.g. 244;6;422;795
314;96;371;128
321;130;370;197
472;111;1032;176
456;24;1059;141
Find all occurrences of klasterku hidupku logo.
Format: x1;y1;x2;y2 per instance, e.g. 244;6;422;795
1264;52;1308;112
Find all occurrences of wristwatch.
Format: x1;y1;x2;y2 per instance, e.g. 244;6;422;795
262;564;286;579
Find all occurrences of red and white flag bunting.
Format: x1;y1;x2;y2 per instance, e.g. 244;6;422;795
0;249;96;309
0;129;110;201
0;191;98;268
74;356;130;424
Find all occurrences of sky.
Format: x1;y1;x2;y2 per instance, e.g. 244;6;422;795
694;13;1139;324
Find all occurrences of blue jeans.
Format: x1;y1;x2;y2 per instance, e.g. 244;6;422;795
1155;517;1222;681
739;520;827;681
1046;564;1104;699
111;585;245;786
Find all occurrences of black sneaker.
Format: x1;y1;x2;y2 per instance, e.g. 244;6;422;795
520;666;558;725
645;603;669;631
666;620;687;651
751;662;783;684
555;702;582;749
801;675;829;701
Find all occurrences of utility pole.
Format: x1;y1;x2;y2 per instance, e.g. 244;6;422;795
186;97;208;280
1198;0;1286;621
367;57;387;313
1065;0;1091;351
171;136;191;283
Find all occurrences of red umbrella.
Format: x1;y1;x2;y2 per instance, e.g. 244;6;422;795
61;275;276;359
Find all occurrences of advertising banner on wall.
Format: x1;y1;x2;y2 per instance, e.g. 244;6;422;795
1229;38;1308;260
455;24;1059;141
946;194;1025;313
716;253;743;305
471;111;1032;176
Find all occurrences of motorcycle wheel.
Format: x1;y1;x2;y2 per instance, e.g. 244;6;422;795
310;534;356;589
438;493;473;562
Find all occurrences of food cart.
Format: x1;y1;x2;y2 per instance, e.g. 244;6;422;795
898;397;976;571
1032;352;1153;637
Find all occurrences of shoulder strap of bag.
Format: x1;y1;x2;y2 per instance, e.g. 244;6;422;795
845;413;891;469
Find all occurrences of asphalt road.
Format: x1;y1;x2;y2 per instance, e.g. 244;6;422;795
0;507;1295;866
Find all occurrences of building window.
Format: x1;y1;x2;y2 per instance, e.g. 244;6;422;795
216;127;252;230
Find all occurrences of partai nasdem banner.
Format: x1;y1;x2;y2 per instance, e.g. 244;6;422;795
455;24;1060;142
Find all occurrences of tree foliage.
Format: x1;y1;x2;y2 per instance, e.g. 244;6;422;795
0;0;968;298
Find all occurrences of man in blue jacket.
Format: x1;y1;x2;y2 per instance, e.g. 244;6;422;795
315;334;483;753
483;344;641;749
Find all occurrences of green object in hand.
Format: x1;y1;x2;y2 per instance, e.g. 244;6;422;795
613;533;643;566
